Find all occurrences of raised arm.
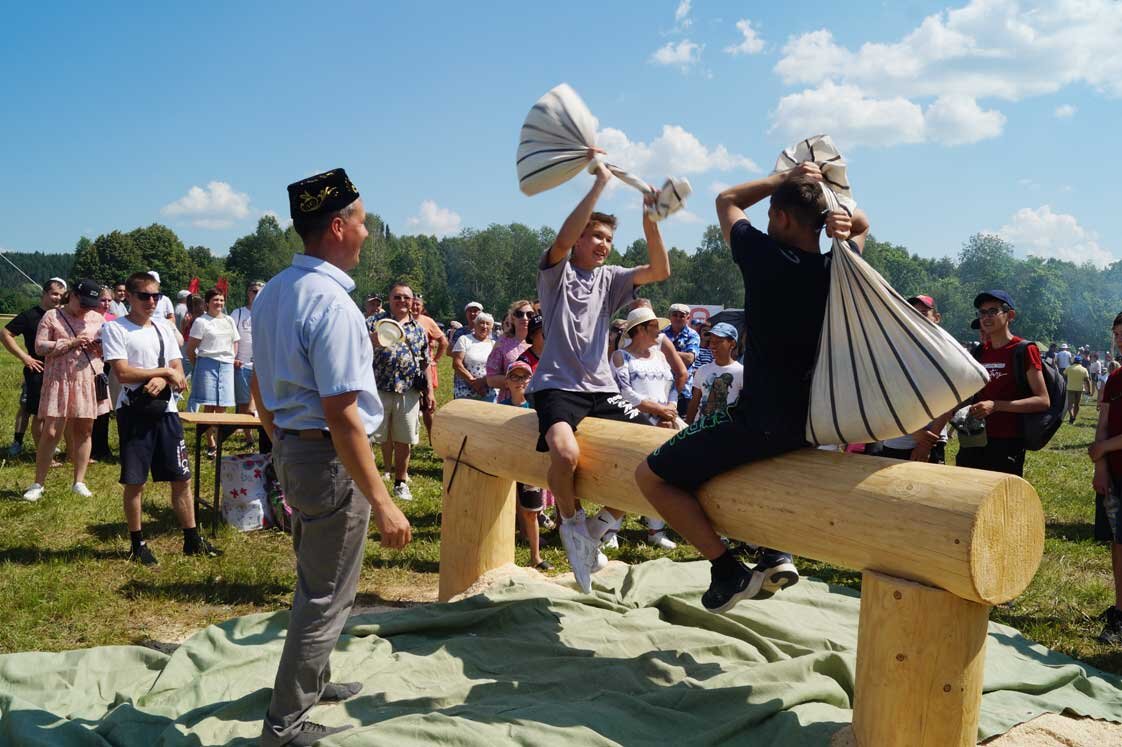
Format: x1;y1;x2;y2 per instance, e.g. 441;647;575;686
631;208;671;287
715;162;826;246
546;165;612;267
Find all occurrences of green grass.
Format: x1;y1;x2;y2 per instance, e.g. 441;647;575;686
1;355;1120;678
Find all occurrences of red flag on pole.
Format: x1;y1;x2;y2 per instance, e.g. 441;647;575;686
188;277;199;294
216;276;229;296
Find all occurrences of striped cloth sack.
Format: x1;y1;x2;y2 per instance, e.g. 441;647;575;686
516;83;692;222
774;136;990;446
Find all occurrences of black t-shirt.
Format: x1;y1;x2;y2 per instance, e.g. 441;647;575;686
5;305;47;363
730;219;841;432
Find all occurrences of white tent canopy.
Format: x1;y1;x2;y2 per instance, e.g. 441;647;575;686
516;83;691;222
772;136;990;445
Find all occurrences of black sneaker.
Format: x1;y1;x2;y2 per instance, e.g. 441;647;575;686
128;544;158;566
754;552;800;600
184;537;222;557
289;721;353;746
1098;606;1122;645
701;564;766;613
320;681;363;703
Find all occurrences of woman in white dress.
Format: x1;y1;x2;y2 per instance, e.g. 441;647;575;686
451;313;497;401
610;307;679;550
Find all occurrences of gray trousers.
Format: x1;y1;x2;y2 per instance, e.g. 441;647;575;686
260;433;371;746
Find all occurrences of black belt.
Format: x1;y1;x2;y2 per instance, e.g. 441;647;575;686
280;428;331;441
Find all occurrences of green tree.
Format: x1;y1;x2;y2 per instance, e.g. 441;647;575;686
129;224;191;292
225;216;292;283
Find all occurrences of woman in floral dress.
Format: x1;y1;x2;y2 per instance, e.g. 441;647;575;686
22;279;111;502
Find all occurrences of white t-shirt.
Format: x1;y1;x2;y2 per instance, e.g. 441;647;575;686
452;333;494;377
156;294;175;322
189;313;240;364
692;360;744;417
100;317;183;413
1056;349;1073;369
174;302;188;329
229;307;254;366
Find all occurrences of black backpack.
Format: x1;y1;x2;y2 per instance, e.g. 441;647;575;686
974;340;1066;451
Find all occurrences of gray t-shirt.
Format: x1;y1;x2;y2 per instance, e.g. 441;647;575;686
528;251;639;394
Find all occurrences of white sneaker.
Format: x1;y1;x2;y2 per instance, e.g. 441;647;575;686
393;482;413;501
601;531;619;550
22;483;43;502
647;530;677;550
559;519;600;594
71;482;93;498
592;549;609;573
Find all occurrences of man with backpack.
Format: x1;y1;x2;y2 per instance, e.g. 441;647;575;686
957;290;1052;477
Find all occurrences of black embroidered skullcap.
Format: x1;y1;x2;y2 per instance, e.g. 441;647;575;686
287;168;360;231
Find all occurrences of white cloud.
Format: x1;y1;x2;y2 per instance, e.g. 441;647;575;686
996;205;1114;267
406;200;461;238
161;181;252;229
770;82;1005;148
725;19;764;55
771;82;927;147
674;0;691;27
597;124;758;181
671;209;704;224
650;40;702;69
709;180;731;195
1054;104;1077;118
770;0;1122;147
923;94;1006;145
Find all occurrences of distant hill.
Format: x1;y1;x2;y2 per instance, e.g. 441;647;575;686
0;251;74;288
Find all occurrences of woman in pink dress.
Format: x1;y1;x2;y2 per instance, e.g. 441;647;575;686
21;279;111;502
486;299;533;404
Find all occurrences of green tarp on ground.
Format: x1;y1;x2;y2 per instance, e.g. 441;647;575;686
3;559;1122;745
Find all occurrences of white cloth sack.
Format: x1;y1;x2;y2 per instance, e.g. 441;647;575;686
219;453;275;531
772;135;990;445
516;83;691;221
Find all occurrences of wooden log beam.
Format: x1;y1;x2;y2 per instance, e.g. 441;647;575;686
431;399;1044;605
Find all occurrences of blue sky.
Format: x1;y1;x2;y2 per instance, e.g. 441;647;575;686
2;0;1118;268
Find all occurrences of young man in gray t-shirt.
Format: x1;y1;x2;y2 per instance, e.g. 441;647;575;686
527;163;670;593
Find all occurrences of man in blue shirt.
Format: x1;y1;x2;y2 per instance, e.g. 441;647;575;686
663;303;700;416
252;168;412;747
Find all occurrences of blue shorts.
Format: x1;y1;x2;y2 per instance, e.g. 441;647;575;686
234;365;253;405
189;357;235;408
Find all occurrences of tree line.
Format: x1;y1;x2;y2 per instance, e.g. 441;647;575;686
3;216;1118;348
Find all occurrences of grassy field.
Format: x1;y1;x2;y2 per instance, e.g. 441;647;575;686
1;353;1120;677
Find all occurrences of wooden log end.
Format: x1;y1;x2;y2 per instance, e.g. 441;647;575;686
969;474;1045;604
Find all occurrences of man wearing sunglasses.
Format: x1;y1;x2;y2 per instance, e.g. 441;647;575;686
100;272;215;565
956;290;1050;476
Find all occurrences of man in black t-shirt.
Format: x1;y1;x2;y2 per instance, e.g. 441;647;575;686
1;280;65;454
636;163;869;613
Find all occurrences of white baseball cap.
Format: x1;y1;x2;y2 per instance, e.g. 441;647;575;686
464;301;483;311
147;270;161;284
668;303;690;315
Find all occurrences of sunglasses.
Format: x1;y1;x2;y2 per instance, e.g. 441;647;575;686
512;310;533;319
131;291;160;302
392;294;413;301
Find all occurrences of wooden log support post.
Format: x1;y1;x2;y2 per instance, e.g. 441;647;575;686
432;400;1046;745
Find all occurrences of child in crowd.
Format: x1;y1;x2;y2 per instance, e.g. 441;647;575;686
684;322;743;424
506;360;551;570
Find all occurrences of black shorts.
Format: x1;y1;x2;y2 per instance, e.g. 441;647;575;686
530;389;639;452
955;438;1026;477
516;483;544;511
118;407;191;485
23;367;43;416
646;408;806;491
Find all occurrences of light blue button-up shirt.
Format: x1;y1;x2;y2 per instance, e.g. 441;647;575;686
252;254;383;433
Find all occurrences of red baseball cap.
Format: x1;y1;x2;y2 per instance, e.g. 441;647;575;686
907;294;936;310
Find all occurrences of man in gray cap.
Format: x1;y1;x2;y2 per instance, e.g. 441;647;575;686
253;168;412;746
